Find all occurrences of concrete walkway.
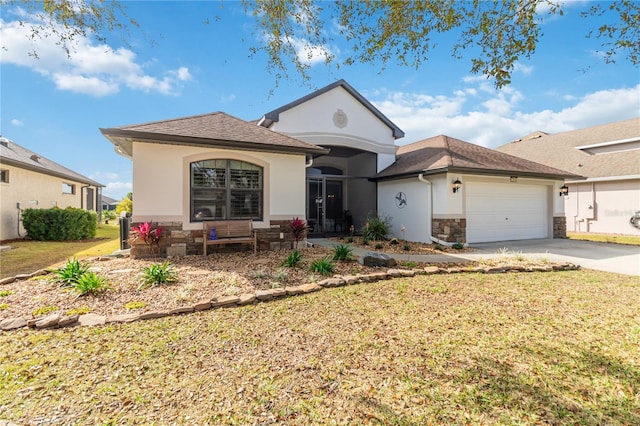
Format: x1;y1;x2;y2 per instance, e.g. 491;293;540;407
309;238;640;277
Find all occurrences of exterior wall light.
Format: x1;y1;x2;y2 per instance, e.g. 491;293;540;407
452;178;462;193
559;184;569;197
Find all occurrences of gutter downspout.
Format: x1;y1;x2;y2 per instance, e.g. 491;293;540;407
418;174;461;247
80;185;90;210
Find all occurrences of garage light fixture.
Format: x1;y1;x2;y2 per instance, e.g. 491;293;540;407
452;178;462;193
559;184;569;197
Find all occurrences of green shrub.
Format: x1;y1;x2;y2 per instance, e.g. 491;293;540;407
74;272;110;296
403;244;411;251
0;303;9;310
55;258;90;287
310;258;334;276
434;243;444;251
102;210;117;223
22;207;97;241
333;244;354;261
362;214;391;241
66;306;92;315
452;242;464;250
283;250;302;267
33;306;59;316
125;301;147;310
374;243;384;250
138;261;178;290
0;290;13;297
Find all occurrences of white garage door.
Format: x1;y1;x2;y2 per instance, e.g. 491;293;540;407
466;182;549;243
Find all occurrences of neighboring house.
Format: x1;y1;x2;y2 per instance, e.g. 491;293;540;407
100;80;577;256
101;195;119;211
374;135;579;244
497;118;640;235
0;136;104;241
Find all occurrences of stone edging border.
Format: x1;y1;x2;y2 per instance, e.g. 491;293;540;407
0;263;580;332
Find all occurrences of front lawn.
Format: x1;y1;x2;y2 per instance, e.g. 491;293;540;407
0;224;120;278
567;231;640;246
1;270;638;425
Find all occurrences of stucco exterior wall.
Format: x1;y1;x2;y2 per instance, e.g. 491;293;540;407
378;178;431;243
0;164;97;240
269;86;397;172
131;142;306;230
566;179;640;235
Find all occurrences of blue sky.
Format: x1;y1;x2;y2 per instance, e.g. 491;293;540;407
1;1;638;201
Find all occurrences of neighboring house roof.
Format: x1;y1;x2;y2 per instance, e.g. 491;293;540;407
258;79;405;139
100;111;329;157
0;136;103;187
374;135;580;181
496;117;640;180
101;195;119;205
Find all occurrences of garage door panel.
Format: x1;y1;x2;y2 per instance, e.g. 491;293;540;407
466;182;548;243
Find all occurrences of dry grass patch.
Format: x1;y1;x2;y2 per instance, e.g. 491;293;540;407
1;270;638;425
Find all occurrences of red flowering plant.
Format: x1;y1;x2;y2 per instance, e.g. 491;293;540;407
129;221;163;257
289;217;307;249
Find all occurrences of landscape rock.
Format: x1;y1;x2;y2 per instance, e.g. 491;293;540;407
318;277;346;288
342;275;361;285
194;300;212;311
168;306;194;315
58;314;79;327
78;313;106;327
212;295;241;307
1;317;27;331
359;252;397;267
138;311;169;320
238;293;256;305
0;277;16;285
14;274;31;280
387;269;415;277
284;286;304;295
299;283;321;293
35;313;61;329
106;313;140;323
423;266;440;275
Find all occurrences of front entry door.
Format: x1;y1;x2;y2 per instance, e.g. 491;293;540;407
307;177;343;234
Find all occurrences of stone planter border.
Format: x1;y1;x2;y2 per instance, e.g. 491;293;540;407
0;262;580;332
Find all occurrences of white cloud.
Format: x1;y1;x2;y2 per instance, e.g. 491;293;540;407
0;18;191;97
291;37;332;65
103;181;133;200
373;82;640;148
10;118;23;126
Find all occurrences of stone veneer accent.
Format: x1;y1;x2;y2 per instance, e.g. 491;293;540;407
431;218;466;243
129;220;303;259
553;216;567;239
0;261;581;332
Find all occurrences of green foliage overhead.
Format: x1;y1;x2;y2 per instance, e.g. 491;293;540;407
22;207;97;241
4;1;637;89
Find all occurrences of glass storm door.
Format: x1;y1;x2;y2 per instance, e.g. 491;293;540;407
306;177;343;233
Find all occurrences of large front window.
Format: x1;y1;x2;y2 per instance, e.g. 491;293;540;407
191;159;263;221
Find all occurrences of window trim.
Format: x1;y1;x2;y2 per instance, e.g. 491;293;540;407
190;159;263;222
62;182;76;195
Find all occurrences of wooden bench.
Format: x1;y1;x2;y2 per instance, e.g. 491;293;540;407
203;220;257;256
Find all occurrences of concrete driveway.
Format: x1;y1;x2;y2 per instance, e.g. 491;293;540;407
457;239;640;277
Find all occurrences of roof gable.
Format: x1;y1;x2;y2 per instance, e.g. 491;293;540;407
375;135;579;180
259;79;405;139
0;136;103;187
100;111;329;157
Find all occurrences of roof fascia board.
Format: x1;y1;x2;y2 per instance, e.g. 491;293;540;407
100;128;330;156
0;158;104;187
262;80;405;139
566;174;640;183
576;136;640;150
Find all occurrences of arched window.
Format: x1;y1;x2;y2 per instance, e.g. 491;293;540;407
190;159;263;221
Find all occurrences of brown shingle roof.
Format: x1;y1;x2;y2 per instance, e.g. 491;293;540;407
375;135;579;180
100;111;329;156
496;117;640;179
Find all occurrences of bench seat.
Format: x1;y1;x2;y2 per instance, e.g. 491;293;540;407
203;220;257;256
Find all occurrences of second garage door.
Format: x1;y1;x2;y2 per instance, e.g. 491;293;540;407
466;182;549;243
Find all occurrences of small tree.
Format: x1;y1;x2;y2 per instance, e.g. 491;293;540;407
115;192;133;216
289;217;307;249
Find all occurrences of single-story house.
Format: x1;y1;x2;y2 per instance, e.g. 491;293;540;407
100;80;578;256
101;195;119;211
497;118;640;235
0;136;104;241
